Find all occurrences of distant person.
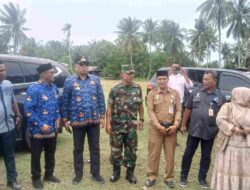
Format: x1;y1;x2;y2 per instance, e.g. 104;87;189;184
168;62;193;148
24;63;61;189
168;62;193;105
211;87;250;190
179;70;226;188
0;61;22;190
61;58;106;185
146;70;181;188
106;65;144;184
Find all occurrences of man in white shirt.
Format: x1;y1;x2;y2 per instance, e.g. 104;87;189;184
168;63;193;104
168;63;193;148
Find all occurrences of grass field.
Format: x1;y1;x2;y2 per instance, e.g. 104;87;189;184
0;79;215;190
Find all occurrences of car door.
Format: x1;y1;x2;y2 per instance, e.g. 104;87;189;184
3;60;26;141
218;72;250;101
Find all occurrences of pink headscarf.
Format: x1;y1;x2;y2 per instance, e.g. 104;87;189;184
231;87;250;128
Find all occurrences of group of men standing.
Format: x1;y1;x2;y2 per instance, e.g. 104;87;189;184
0;58;226;190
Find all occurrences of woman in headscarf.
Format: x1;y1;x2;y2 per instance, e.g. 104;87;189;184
211;87;250;190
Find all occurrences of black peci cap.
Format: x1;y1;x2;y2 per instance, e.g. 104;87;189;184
36;63;53;74
156;70;168;77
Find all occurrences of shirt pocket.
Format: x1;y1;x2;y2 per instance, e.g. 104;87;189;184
153;95;162;105
192;97;201;108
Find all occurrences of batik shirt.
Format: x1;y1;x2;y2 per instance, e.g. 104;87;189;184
24;81;60;138
61;74;105;127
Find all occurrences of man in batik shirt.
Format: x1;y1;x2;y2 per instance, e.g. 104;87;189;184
24;63;61;189
61;58;105;184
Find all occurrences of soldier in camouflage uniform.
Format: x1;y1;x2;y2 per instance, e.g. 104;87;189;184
106;65;144;184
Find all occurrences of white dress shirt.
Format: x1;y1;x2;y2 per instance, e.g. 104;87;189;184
168;73;193;103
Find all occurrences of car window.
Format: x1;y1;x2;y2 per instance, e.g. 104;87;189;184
187;69;197;82
219;72;250;92
196;70;205;84
21;62;39;83
3;61;25;84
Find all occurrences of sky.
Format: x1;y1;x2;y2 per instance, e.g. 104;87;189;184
0;0;204;45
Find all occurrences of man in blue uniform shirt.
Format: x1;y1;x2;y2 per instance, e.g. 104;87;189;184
24;63;61;189
0;61;22;190
179;70;226;188
61;58;106;184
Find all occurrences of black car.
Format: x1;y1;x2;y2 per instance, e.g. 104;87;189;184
0;54;70;150
147;67;250;101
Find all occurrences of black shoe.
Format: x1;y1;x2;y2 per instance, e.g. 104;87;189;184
198;179;210;189
110;165;121;183
145;179;156;187
43;175;61;183
126;167;137;184
92;174;105;184
164;180;175;188
32;179;43;189
72;176;82;184
7;181;21;190
179;176;188;187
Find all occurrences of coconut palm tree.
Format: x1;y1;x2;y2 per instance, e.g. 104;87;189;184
189;18;217;66
197;0;229;67
222;43;235;68
142;18;158;79
158;20;185;61
115;17;142;65
62;23;72;72
0;2;29;54
226;0;250;67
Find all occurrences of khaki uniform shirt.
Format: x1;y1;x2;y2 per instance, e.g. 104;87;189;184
147;87;182;129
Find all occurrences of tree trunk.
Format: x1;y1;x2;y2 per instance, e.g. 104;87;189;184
237;36;241;67
207;48;209;68
147;43;152;80
218;15;222;67
68;31;73;73
130;51;133;65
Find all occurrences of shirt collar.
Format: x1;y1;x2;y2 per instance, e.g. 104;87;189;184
120;81;137;87
38;80;52;87
201;87;218;95
157;87;171;94
74;73;90;80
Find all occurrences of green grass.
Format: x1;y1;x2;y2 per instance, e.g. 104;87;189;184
0;79;215;190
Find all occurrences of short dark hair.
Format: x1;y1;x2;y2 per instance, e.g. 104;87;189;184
204;70;217;80
0;60;3;65
172;61;180;65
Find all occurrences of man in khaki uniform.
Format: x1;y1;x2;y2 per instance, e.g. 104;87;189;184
146;70;181;188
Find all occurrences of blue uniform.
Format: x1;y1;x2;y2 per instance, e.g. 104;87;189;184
24;81;60;139
61;74;105;126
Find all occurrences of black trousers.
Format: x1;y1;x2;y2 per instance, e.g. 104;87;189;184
181;135;214;180
30;136;57;181
72;124;100;178
0;129;17;182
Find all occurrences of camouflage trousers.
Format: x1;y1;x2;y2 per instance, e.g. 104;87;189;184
110;128;138;168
